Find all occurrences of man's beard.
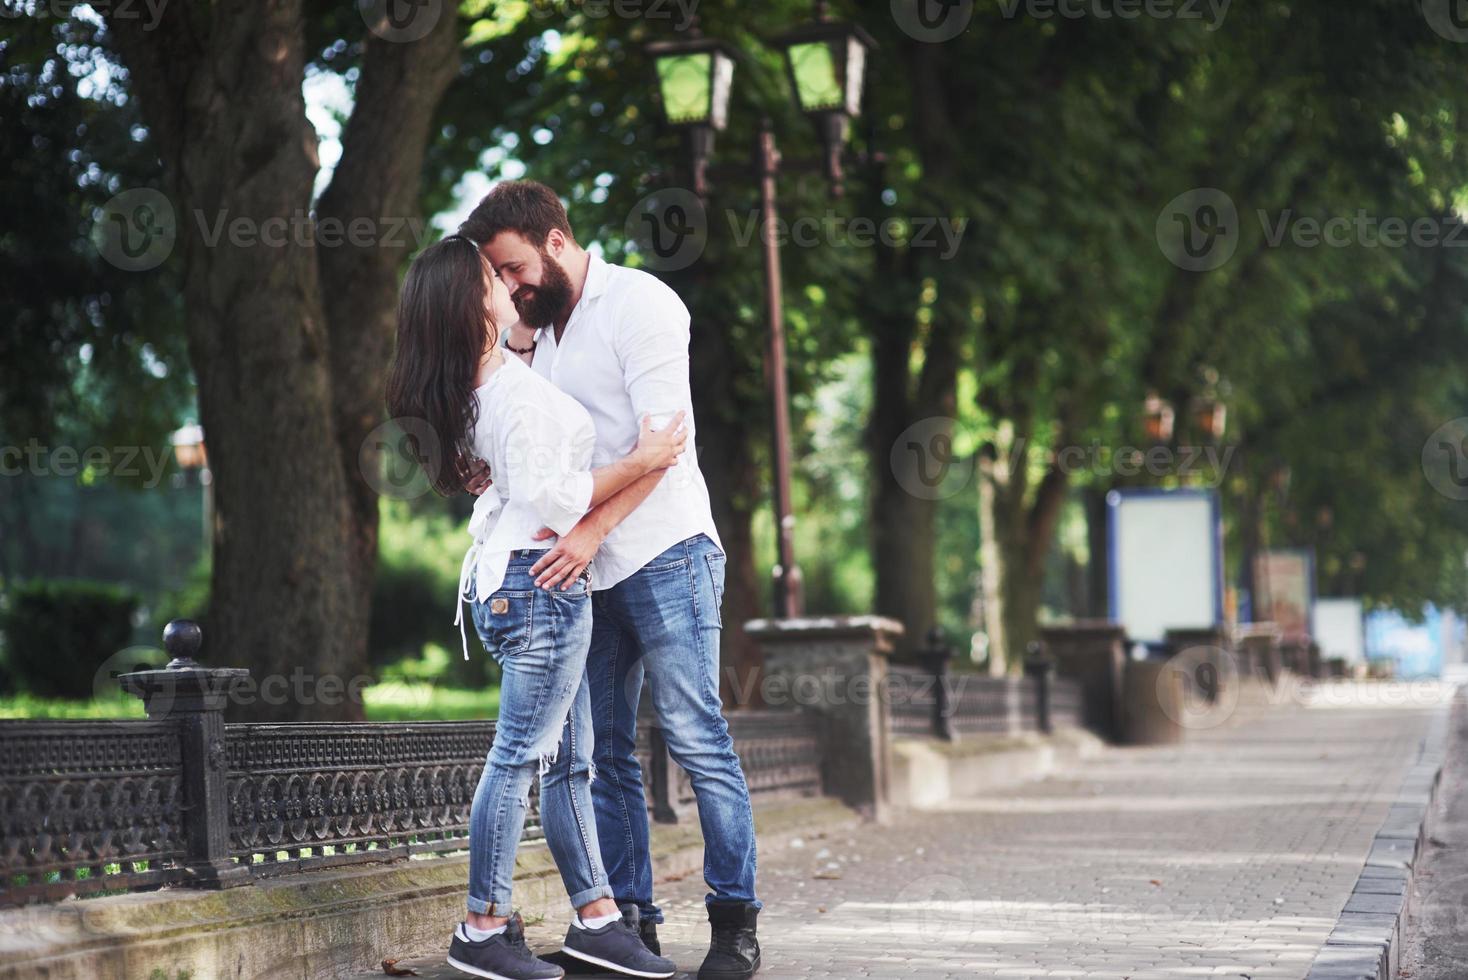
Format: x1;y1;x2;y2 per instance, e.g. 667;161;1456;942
511;251;573;329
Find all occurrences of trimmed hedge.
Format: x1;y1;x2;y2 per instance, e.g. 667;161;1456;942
1;579;138;699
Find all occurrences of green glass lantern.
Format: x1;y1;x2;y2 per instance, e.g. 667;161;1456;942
776;19;873;118
647;37;736;131
775;17;876;193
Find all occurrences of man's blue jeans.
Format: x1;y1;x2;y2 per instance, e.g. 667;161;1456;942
465;551;615;915
587;533;760;922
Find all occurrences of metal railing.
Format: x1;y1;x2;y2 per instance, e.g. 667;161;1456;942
887;631;1086;741
0;621;824;907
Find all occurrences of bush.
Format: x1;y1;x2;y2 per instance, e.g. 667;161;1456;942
371;498;499;689
1;579;138;699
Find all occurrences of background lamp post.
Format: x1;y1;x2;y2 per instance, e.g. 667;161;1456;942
1192;396;1227;442
1191;368;1227;442
645;5;876;619
1143;392;1175;445
171;422;212;560
647;32;736;199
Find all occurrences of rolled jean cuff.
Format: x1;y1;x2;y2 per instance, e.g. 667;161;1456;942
466;894;508;916
568;883;615;910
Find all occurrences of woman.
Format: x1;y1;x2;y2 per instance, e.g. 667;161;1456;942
387;235;682;980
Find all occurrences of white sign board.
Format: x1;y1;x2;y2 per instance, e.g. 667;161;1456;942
1314;598;1365;664
1107;489;1223;645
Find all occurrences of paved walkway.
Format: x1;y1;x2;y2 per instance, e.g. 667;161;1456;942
378;681;1455;980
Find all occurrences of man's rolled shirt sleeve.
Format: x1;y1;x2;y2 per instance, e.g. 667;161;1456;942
615;279;696;455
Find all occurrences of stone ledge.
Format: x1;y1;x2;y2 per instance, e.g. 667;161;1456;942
0;797;859;980
890;726;1107;809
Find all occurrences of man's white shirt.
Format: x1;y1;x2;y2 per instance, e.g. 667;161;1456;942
527;253;723;589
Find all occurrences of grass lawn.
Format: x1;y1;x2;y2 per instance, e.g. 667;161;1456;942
0;683;501;722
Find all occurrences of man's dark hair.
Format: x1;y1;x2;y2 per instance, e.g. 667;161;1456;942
460;180;574;249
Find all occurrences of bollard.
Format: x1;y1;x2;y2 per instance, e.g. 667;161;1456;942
1023;643;1056;735
920;626;957;742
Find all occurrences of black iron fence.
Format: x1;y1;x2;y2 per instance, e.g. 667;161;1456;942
1;719;189;905
887;635;1085;741
0;622;822;908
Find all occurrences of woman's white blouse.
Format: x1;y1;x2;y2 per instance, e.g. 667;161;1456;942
453;355;597;660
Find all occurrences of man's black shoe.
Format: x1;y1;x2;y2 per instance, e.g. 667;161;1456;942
447;914;565;980
619;902;662;956
561;915;676;978
697;902;761;980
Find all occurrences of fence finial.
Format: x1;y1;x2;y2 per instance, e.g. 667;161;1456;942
163;619;203;669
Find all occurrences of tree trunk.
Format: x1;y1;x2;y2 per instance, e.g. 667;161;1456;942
688;296;765;708
863;233;960;658
977;449;1007;675
316;13;461;715
869;401;943;660
985;435;1073;673
106;3;459;720
1083;486;1110;619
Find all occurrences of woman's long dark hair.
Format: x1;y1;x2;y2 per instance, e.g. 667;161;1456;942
385;235;498;497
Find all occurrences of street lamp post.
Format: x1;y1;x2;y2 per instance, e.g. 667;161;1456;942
755;120;803;618
647;6;875;618
171;423;212;560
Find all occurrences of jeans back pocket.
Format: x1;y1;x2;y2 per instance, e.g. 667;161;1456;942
472;590;535;662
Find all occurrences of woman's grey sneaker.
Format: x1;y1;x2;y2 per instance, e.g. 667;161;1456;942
561;915;676;978
447;914;565;980
618;902;662;956
698;902;761;980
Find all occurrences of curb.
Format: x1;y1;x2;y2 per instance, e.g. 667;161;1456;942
1304;688;1458;980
